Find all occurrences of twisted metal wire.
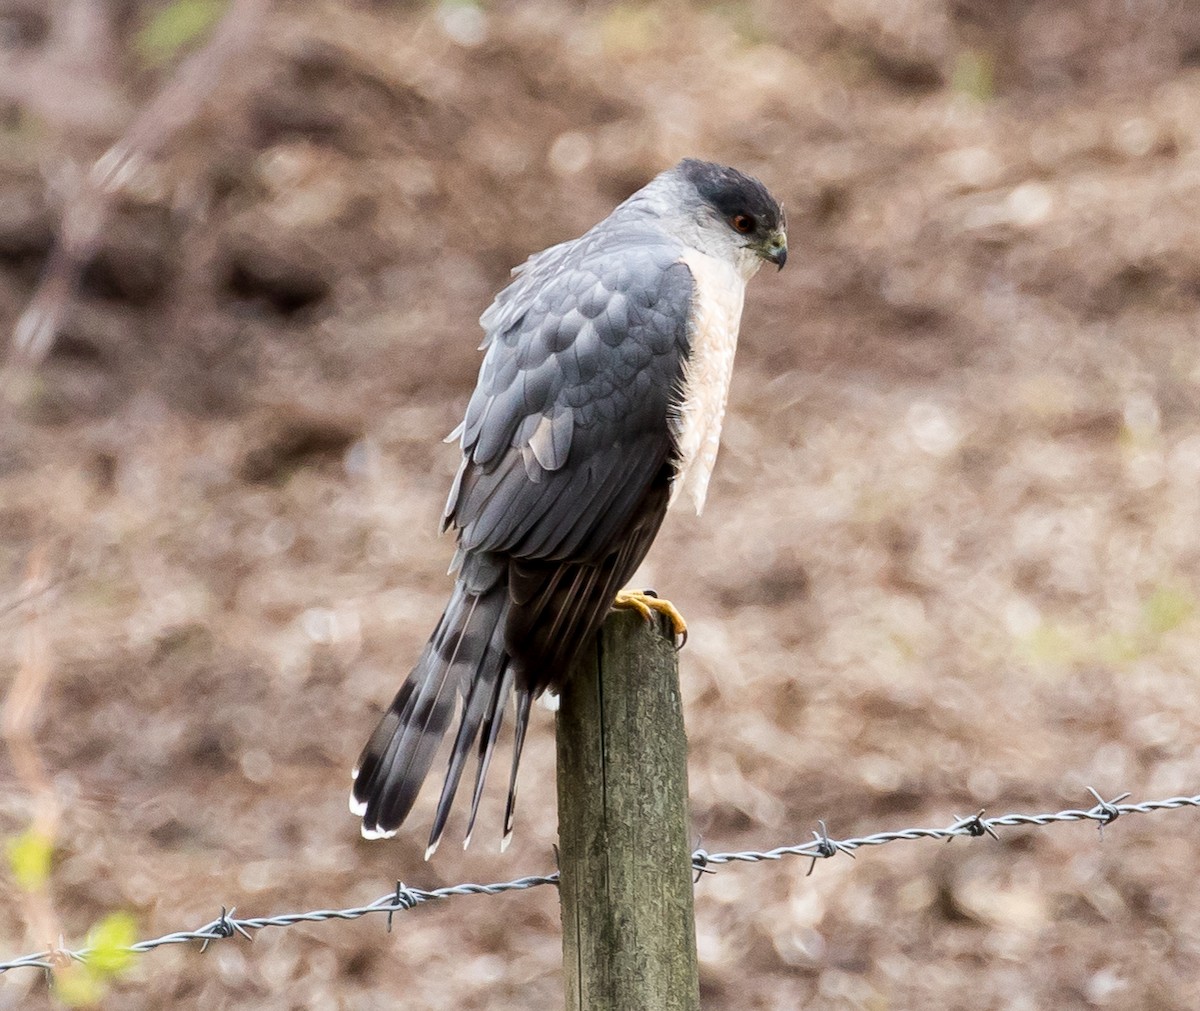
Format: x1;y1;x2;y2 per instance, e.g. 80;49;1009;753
691;790;1200;876
2;790;1197;974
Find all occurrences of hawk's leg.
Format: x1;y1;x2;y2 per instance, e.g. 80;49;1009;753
612;589;688;648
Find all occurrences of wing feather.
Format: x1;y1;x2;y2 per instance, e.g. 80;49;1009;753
447;231;694;565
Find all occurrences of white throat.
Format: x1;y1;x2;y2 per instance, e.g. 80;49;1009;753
670;248;757;514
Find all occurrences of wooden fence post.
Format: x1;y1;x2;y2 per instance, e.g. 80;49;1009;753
556;608;700;1011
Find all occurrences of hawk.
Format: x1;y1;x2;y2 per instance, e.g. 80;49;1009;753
351;159;786;855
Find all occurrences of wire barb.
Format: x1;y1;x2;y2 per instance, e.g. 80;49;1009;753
1;789;1197;975
949;810;998;840
806;819;854;876
1086;787;1131;839
198;906;250;953
385;883;418;934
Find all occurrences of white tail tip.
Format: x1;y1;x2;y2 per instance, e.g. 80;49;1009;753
361;823;396;841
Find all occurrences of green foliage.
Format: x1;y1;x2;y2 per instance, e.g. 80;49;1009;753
706;2;768;47
1143;585;1194;636
86;912;138;976
952;50;995;101
600;4;662;54
8;829;137;1005
53;913;138;1007
52;965;104;1008
1095;629;1141;665
6;827;53;891
1022;621;1078;666
1022;583;1197;669
136;0;228;66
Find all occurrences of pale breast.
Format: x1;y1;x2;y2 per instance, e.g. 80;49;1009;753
671;249;749;514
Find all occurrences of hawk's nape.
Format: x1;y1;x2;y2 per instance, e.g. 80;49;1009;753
350;158;786;855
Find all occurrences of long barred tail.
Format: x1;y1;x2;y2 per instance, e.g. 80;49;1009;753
350;573;532;857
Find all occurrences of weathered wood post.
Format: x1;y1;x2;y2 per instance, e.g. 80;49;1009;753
556;608;700;1011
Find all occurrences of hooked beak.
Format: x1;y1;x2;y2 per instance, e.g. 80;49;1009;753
762;233;788;270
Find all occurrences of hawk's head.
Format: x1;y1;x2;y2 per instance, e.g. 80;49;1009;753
676;159;788;270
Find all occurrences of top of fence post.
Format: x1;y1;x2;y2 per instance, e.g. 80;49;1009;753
555;608;701;1011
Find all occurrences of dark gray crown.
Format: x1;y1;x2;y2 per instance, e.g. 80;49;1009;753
677;159;784;232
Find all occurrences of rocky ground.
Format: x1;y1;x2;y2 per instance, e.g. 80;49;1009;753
3;1;1200;1008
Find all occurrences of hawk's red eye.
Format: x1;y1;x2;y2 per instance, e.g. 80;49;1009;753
731;214;756;234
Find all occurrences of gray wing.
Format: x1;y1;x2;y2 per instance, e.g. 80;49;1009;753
444;227;694;564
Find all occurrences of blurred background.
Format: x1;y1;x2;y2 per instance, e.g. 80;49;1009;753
3;0;1200;1007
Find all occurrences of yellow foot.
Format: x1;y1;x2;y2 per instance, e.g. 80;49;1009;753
612;589;688;648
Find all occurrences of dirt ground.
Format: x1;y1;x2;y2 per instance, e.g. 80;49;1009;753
3;0;1200;1008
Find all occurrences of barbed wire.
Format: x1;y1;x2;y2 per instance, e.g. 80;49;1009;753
2;789;1197;975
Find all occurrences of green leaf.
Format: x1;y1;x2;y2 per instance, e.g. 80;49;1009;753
1096;630;1141;665
952;50;995;101
53;965;104;1007
86;911;138;977
136;0;228;66
51;912;138;1006
1023;622;1077;665
1143;585;1194;636
601;4;662;54
7;828;53;890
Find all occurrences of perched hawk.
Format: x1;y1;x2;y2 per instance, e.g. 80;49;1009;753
352;159;786;855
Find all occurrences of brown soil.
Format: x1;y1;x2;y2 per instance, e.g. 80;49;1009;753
3;1;1200;1008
